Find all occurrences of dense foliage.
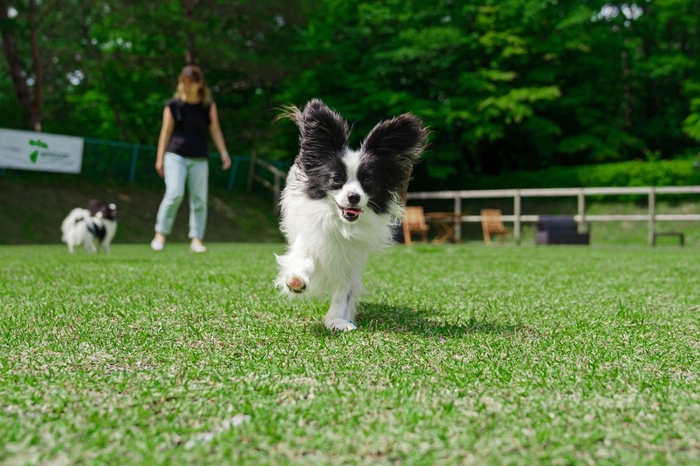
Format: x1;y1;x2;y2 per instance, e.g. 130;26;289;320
1;0;699;189
467;159;700;190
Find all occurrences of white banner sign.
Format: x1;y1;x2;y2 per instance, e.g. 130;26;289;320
0;128;84;174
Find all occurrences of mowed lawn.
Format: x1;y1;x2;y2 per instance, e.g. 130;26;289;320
1;243;699;465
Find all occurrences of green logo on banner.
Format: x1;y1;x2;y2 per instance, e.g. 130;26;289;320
28;139;49;163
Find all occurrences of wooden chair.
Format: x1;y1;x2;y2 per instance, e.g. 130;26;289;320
480;209;509;245
402;206;429;244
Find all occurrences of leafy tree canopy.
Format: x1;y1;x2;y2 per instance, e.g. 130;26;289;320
1;0;698;189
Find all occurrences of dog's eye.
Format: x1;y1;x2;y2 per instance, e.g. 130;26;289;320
362;174;373;183
331;174;342;184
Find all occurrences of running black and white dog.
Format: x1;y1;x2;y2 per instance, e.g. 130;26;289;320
275;99;428;331
60;201;118;253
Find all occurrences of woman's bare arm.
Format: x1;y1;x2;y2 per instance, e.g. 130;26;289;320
209;103;231;170
155;106;175;177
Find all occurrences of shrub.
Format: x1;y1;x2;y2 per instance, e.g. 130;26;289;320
468;160;700;190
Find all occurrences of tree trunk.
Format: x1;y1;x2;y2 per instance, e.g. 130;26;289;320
29;0;43;131
0;0;35;129
183;0;197;65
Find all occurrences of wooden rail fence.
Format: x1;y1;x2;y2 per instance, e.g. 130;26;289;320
246;152;287;216
406;186;700;245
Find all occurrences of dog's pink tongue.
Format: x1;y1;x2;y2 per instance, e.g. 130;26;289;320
346;208;364;215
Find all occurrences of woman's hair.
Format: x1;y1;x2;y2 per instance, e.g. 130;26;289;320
174;65;212;106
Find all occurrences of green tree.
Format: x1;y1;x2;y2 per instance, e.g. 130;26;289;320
277;0;565;181
2;0;698;189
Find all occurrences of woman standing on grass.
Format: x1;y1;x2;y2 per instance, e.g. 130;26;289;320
151;65;231;253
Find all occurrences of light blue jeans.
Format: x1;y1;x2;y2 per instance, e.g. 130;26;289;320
155;152;209;239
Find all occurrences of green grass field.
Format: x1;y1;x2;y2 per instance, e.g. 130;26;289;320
1;243;699;465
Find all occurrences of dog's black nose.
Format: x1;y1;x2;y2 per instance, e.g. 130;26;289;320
347;193;360;205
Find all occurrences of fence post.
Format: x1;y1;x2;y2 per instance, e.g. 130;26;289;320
453;195;462;241
514;190;521;245
247;151;257;193
128;144;140;183
577;190;585;225
227;156;241;191
648;188;656;246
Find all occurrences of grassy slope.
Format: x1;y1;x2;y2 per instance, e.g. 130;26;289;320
0;178;283;245
1;244;699;465
2;177;700;246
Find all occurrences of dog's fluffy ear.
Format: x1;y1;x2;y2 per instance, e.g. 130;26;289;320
360;114;428;201
280;99;349;167
361;114;428;174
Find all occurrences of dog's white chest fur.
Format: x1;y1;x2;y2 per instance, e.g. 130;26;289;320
277;164;394;297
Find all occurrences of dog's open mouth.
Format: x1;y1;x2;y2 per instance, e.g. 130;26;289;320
338;204;364;222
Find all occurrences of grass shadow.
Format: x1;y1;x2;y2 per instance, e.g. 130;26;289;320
308;302;529;339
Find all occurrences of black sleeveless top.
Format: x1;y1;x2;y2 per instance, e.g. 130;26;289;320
166;98;211;159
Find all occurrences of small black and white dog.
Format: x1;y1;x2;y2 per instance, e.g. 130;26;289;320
61;200;118;253
275;99;428;331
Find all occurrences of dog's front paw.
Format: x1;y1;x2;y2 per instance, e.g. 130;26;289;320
325;318;357;332
286;275;307;294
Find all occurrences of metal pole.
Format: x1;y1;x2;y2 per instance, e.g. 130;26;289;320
648;188;656;246
128;144;140;183
514;190;521;245
454;195;462;241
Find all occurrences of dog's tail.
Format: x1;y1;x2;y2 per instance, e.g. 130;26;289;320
61;208;91;243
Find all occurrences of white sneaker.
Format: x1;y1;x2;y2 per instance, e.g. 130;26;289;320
150;239;164;251
190;243;207;253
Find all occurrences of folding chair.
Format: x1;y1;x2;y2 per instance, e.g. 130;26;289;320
402;206;429;244
480;209;509;245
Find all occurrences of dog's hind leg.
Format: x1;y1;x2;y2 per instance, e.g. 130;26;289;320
85;238;97;254
324;286;358;332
